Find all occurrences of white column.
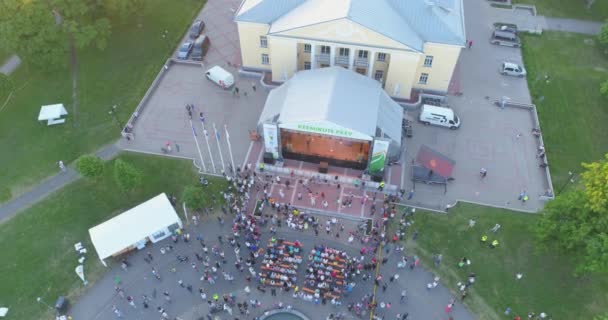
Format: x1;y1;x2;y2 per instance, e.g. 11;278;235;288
367;50;376;77
330;46;336;67
348;48;355;70
310;44;316;69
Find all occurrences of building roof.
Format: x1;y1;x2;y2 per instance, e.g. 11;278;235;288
235;0;465;50
259;67;402;144
89;193;181;261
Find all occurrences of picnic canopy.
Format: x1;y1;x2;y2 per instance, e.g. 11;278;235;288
38;104;67;121
89;193;182;266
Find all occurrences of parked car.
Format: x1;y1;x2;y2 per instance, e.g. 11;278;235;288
494;22;518;34
419;104;460;130
500;61;526;77
490;30;521;48
191;35;211;61
189;20;205;39
177;41;193;59
205;66;234;88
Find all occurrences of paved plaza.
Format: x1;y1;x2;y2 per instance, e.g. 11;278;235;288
71;205;475;320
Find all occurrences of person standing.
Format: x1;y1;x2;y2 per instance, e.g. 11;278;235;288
252;82;257;92
58;160;66;172
480;167;487;178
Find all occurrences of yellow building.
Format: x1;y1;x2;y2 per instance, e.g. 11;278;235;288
235;0;466;100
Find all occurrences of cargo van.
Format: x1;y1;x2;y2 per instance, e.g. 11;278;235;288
419;105;460;129
205;66;234;88
191;35;210;61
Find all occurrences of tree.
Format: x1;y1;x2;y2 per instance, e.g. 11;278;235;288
0;0;146;68
75;155;104;179
113;159;142;191
536;154;608;274
601;80;608;99
600;21;608;48
594;313;608;320
181;185;206;211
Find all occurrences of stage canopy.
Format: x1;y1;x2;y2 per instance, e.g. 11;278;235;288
258;67;402;148
89;193;181;265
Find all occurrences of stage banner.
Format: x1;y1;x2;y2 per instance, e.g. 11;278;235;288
262;123;279;159
369;139;389;177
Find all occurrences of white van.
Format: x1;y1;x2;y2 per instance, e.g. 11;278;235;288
205;66;234;88
419;104;460;129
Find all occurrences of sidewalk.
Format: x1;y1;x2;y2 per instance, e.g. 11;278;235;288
0;143;121;223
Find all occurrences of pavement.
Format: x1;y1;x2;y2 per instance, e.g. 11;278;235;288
69;209;475;320
0;54;21;75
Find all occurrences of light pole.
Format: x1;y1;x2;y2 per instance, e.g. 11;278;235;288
162;29;171;53
557;171;575;195
108;105;121;130
36;297;53;310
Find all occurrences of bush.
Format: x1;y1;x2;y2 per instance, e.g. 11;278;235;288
75;155;104;179
113;159;142;191
601;79;608;98
181;185;205;210
600;21;608;47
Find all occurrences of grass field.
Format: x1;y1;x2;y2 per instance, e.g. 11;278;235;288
0;0;204;202
521;32;608;187
0;46;12;65
514;0;608;20
403;203;608;319
0;153;226;320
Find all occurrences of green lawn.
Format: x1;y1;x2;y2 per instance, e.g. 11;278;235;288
0;46;12;65
0;0;204;201
522;32;608;186
514;0;608;21
402;203;608;320
0;153;226;320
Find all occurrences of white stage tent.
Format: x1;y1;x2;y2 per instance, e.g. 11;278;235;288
89;193;182;266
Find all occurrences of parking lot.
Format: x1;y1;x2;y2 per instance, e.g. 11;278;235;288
119;0;268;174
400;0;549;212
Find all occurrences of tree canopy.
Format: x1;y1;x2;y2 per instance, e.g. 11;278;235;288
0;0;141;68
113;159;142;192
537;154;608;274
75;154;104;180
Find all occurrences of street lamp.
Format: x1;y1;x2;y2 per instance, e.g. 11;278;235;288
36;297;53;310
108;105;121;130
557;171;575;195
162;29;171;52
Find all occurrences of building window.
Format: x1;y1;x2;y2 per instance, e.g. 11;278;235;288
304;61;311;70
419;73;429;84
339;48;349;57
261;54;270;65
377;53;387;62
424;55;433;67
321;45;330;55
374;70;384;81
304;44;311;53
358;50;368;59
260;36;268;48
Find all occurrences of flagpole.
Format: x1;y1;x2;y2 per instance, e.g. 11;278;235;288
189;119;207;172
201;121;217;173
213;122;226;173
225;124;236;175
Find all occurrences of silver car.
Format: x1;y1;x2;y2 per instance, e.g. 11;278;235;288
177;41;193;59
500;62;526;77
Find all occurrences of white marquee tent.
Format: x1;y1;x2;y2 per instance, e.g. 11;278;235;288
38;103;68;126
89;193;182;266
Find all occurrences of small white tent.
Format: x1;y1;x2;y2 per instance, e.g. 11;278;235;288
38;103;68;126
89;193;182;266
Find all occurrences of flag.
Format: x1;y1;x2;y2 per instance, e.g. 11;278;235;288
225;129;230;140
191;125;197;136
216;131;221;140
204;129;208;137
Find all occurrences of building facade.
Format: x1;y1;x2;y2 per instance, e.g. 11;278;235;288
235;0;466;100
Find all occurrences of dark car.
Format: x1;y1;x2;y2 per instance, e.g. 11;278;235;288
191;35;211;61
177;41;193;59
189;20;205;39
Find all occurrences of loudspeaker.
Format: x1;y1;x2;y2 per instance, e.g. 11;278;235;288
263;152;275;165
318;161;328;174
